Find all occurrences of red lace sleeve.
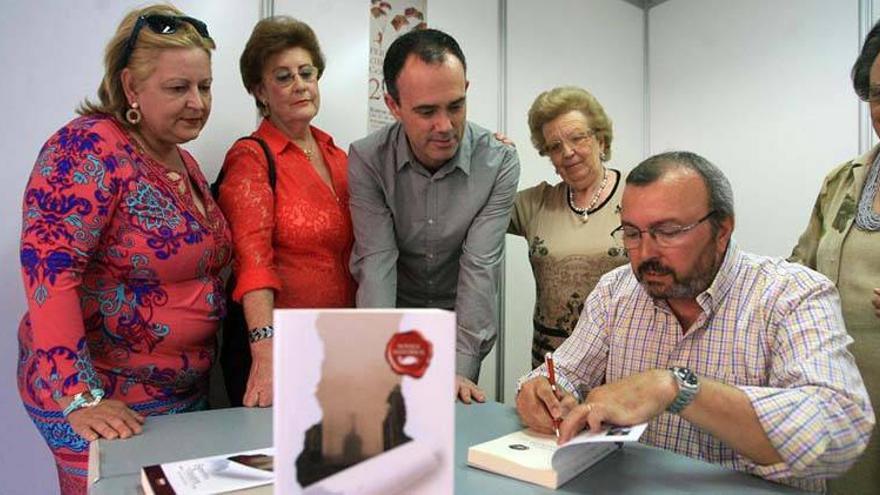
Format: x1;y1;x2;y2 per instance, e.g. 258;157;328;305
217;141;282;301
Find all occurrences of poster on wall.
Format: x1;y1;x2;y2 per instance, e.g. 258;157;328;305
368;0;427;132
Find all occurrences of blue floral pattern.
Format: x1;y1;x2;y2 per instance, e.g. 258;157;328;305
126;182;184;231
17;115;231;494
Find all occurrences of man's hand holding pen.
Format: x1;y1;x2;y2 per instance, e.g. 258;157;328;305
515;373;578;444
520;368;681;445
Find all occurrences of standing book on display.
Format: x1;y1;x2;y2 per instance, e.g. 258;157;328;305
467;423;647;489
273;309;455;495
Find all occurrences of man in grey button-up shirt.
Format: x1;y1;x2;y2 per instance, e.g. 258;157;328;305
348;28;520;402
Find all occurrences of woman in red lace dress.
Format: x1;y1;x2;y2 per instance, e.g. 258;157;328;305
217;17;355;407
17;5;230;494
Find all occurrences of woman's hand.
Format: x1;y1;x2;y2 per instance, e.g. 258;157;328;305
243;339;273;407
240;289;275;407
65;399;145;441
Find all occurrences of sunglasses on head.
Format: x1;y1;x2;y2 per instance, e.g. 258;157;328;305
119;14;212;70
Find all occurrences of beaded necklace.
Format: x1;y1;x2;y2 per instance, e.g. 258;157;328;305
567;168;608;220
855;153;880;231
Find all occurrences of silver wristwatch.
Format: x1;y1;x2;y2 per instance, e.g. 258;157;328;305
667;366;699;414
248;325;274;343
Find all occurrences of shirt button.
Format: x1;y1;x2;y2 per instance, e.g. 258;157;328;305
427;219;435;225
427;253;434;259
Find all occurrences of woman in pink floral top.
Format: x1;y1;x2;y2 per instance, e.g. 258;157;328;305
16;5;230;494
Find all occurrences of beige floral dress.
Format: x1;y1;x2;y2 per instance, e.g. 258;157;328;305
509;171;628;368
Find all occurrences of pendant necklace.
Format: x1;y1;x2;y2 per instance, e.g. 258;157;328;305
295;137;314;161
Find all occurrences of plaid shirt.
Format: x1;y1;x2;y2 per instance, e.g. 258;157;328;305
520;241;874;492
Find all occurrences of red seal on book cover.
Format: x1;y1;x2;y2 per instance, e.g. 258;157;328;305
385;330;433;378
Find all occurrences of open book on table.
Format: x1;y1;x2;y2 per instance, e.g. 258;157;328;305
467;423;648;489
140;447;274;495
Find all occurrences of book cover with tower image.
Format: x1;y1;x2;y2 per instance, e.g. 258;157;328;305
273;309;455;495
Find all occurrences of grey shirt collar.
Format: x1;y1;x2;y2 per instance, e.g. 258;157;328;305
394;122;473;177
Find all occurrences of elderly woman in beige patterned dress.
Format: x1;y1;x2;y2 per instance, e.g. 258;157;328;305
509;86;628;368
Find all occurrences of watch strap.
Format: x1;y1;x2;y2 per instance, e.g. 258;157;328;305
667;366;699;414
248;325;274;344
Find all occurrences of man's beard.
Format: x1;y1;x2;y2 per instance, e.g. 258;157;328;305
635;251;720;299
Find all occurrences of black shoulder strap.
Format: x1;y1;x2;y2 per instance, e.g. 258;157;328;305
236;136;276;191
212;135;277;198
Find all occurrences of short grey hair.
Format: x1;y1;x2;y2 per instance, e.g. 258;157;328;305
626;151;734;230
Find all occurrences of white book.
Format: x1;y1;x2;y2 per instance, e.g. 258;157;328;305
467;423;648;489
273;309;455;495
140;447;274;495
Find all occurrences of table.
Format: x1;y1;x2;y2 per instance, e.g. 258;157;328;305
88;402;807;494
88;407;272;494
457;402;806;494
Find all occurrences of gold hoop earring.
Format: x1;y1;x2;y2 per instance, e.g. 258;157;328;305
126;102;142;125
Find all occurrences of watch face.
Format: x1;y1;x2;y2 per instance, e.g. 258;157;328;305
667;367;699;414
673;367;698;387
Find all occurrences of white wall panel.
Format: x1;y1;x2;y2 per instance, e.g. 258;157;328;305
273;0;370;151
504;0;645;404
649;0;860;256
431;0;502;132
0;2;258;493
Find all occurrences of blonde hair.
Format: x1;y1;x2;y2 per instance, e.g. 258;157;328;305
527;86;613;161
77;3;216;125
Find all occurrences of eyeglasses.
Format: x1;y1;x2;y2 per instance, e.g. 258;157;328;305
610;211;716;248
273;65;320;85
543;129;596;156
119;14;212;70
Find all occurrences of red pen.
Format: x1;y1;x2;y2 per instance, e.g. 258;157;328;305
545;352;563;438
